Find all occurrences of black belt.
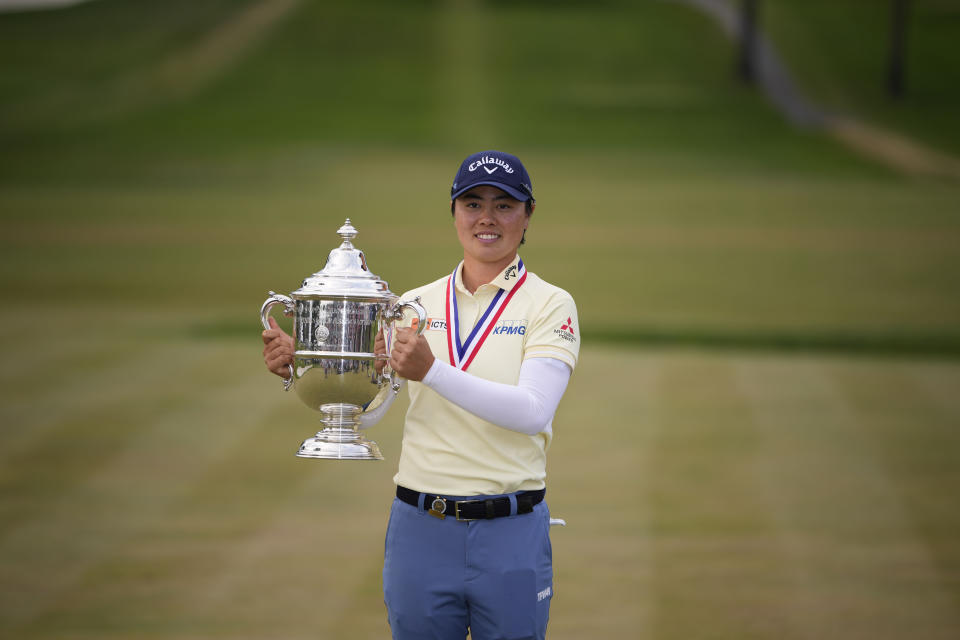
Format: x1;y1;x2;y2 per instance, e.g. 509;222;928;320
396;485;545;521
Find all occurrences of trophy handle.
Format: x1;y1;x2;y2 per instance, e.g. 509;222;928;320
260;291;296;391
383;296;428;392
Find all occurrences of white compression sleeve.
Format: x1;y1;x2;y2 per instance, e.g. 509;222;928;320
420;357;571;435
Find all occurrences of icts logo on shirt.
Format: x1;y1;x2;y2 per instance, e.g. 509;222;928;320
492;319;527;336
424;318;447;331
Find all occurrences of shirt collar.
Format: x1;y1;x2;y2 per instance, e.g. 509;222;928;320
454;255;523;295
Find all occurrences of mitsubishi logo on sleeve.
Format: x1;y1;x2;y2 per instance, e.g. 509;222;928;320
554;317;577;343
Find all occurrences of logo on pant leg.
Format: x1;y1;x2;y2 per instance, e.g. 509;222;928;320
537;586;552;602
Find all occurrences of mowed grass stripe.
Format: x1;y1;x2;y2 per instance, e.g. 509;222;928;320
1;345;958;638
10;362;405;638
547;348;660;638
907;362;960;421
644;354;781;639
838;361;960;616
821;360;960;635
141;411;399;638
0;341;210;455
736;358;850;640
0;323;139;384
20;423;384;638
736;357;960;639
545;350;960;640
0;341;238;535
2;151;958;344
0;355;280;633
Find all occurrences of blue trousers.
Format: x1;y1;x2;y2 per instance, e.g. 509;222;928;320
383;493;553;640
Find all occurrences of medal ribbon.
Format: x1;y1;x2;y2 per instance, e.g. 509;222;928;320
445;259;527;372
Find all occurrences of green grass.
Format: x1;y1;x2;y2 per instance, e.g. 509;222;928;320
0;0;959;637
3;149;958;352
0;0;887;175
3;0;956;355
2;318;959;639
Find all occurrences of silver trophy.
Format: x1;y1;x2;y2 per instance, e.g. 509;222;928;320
260;219;426;460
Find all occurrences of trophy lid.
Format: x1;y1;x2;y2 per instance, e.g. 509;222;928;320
292;219;393;299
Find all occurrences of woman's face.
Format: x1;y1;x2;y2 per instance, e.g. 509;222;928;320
453;185;531;268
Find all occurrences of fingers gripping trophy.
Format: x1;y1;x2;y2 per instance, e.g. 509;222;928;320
259;219;426;460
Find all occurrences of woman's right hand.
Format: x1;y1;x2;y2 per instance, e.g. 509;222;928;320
261;316;294;377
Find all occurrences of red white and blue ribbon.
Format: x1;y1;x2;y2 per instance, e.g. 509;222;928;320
445;259;527;372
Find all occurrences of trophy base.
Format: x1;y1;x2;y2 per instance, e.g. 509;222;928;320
296;431;384;461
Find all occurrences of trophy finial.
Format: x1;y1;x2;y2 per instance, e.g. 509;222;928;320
337;219;358;246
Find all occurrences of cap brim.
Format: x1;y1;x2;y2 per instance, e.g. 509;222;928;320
451;181;531;202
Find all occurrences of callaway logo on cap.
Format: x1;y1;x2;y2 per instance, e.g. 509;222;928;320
450;150;534;203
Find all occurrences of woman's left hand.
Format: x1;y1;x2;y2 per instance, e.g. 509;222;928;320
389;327;435;381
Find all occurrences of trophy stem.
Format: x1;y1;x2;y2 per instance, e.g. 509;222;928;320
296;403;384;460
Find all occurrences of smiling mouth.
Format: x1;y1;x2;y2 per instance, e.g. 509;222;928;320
475;232;500;241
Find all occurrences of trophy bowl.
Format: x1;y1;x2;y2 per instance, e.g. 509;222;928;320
260;219;425;460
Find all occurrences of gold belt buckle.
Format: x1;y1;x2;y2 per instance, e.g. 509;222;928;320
454;499;482;522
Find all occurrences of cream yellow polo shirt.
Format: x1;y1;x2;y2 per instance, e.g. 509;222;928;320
394;255;580;496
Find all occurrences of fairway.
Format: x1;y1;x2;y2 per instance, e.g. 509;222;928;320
2;148;959;349
1;148;958;638
1;317;959;639
1;0;960;638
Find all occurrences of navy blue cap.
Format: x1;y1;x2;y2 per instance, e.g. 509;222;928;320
450;150;534;203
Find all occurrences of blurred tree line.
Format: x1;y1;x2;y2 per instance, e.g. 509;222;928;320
737;0;912;99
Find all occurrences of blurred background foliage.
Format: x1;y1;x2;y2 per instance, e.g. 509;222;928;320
762;0;960;153
1;0;958;349
1;1;959;638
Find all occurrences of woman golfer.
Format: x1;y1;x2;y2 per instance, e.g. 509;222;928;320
262;150;580;640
